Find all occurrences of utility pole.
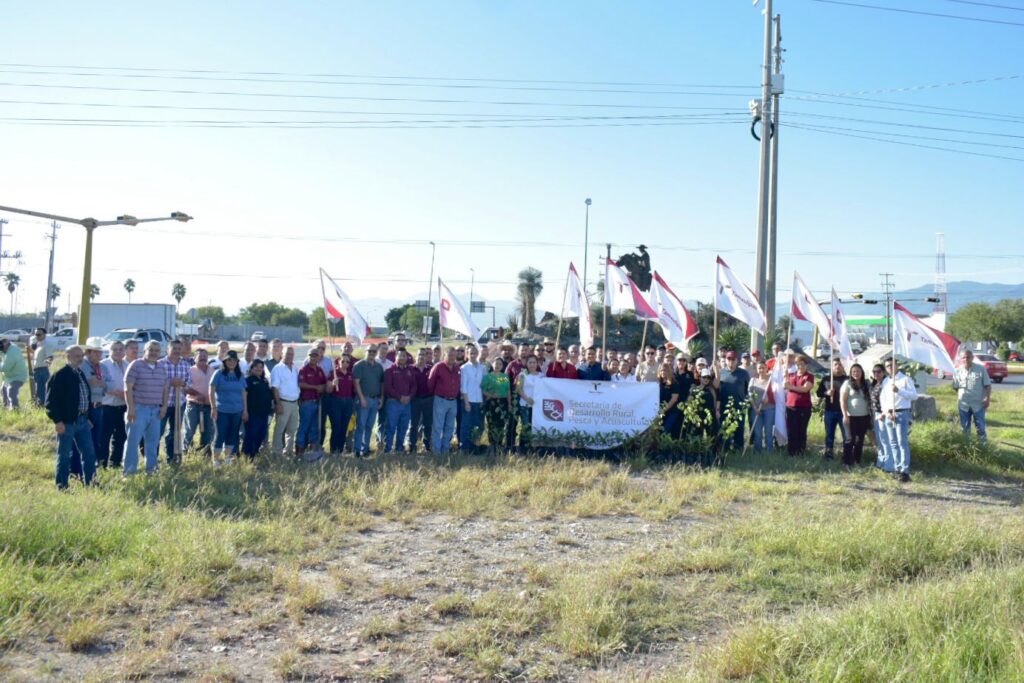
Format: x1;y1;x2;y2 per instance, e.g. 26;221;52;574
583;198;592;295
764;13;784;343
751;0;774;353
424;241;436;337
880;273;895;344
44;221;60;331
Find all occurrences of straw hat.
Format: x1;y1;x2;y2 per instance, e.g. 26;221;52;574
84;337;105;352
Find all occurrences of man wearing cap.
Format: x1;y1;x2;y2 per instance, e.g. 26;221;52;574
45;345;97;489
740;352;753;372
70;339;107;479
270;346;301;457
636;345;659;383
352;345;385;456
296;347;328;457
715;351;751;451
124;340;170;475
30;328;55;406
0;337;28;409
99;340;129;468
159;339;192;464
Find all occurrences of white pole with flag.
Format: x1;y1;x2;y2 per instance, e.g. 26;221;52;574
564;262;595;350
438;278;481;343
649;271;699;350
320;268;371;344
715;256;768;334
831;287;854;364
790;271;832;342
893;301;960;375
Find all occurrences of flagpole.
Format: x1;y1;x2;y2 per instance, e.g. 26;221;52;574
602;245;610;356
555;268;570;350
437;278;444;350
712;263;719;363
318;269;337;359
640;320;649;353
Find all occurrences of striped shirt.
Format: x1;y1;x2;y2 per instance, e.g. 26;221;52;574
125;359;168;407
160;357;192;405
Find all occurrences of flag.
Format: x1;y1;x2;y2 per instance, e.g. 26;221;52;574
768;352;788;446
893;301;960;375
648;271;698;347
714;256;767;333
790;271;832;341
564;263;595;348
319;268;371;343
604;259;659;320
831;287;854;363
438;278;481;342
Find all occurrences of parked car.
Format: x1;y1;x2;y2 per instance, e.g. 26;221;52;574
972;353;1009;383
250;331;266;342
101;328;174;358
0;328;31;343
51;327;77;350
1009;351;1022;362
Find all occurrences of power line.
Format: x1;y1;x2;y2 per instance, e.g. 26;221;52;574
940;0;1024;11
793;73;1024;98
789;91;1024;124
784;110;1024;138
787;123;1024;162
809;0;1024;26
782;121;1024;150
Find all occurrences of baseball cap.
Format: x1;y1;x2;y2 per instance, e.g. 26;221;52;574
696;357;708;366
700;368;712;377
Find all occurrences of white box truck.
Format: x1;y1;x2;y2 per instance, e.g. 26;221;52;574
81;303;177;340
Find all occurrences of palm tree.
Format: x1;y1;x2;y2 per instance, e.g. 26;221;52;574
90;284;100;301
516;268;543;330
4;272;20;316
124;278;136;303
49;283;61;304
171;283;187;314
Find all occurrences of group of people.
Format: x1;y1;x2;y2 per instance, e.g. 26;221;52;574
8;326;992;489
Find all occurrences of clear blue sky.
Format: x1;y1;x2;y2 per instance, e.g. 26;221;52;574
1;0;1021;326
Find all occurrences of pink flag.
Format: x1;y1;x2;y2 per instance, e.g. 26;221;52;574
320;268;371;343
604;258;659;320
893;301;960;375
790;271;832;341
648;271;698;346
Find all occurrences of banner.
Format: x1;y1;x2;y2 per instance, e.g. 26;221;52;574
649;271;698;347
791;271;832;341
768;353;788;446
715;256;767;333
564;262;595;349
605;259;659;320
320;268;371;343
893;301;960;375
531;377;659;448
438;278;481;342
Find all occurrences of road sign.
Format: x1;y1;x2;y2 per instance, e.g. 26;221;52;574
470;301;486;313
414;300;429;312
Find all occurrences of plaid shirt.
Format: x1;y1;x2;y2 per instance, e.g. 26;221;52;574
75;368;90;414
159;356;193;403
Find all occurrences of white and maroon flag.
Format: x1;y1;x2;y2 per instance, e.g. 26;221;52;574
714;256;767;333
831;287;855;363
438;278;481;342
564;263;595;349
790;271;832;341
320;268;371;343
649;271;699;347
768;353;788;446
604;258;659;320
893;301;960;375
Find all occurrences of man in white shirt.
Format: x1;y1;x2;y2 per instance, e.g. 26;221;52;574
880;359;918;482
459;344;485;451
98;341;129;468
270;346;300;456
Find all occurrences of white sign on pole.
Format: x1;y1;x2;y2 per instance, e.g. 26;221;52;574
531;377;658;448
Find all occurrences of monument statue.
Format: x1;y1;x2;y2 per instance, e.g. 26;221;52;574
616;244;652;291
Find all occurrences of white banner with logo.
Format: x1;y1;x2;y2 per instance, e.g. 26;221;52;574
531;377;659;448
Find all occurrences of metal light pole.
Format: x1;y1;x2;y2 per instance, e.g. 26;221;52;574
583;198;592;294
751;0;774;354
0;205;192;343
425;241;436;337
764;13;783;343
469;267;475;314
44;221;59;331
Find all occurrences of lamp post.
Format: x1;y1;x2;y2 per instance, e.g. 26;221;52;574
0;205;192;343
583;198;592;294
469;268;475;315
424;241;436;337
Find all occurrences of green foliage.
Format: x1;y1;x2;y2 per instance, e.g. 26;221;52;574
716;325;749;354
505;314;519;334
171;282;186;306
997;341;1011;360
238;301;309;328
948;298;1024;345
517;267;543;330
399;305;438;336
89;283;99;300
384;306;406;332
195;305;227;324
47;283;60;302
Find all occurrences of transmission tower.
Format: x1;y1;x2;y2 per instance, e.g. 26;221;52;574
934;232;947;315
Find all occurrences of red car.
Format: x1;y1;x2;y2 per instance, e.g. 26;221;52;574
973;353;1009;383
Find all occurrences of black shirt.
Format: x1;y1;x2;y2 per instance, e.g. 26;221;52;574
246;375;274;416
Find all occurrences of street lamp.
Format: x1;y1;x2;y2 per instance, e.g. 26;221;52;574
469;268;475;314
0;205;192;343
583;198;592;294
424;241;436;337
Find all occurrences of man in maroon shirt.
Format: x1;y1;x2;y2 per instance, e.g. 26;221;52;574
428;347;461;453
409;347;433;452
383;349;416;453
547;348;578;379
296;350;327;457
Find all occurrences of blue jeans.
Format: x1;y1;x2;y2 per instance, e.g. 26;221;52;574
325;395;355;453
184;403;213;452
2;379;23;408
296;400;320;450
124;404;163;474
214;411;242;450
885;411;912;474
354;399;380;455
459;402;483;449
33;366;49;406
751;405;775;452
873;414;893;471
384;398;411;453
431;397;457;453
958;406;987;443
56;415;96;489
823;409;847;453
242;414;270;457
71;405;103;478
